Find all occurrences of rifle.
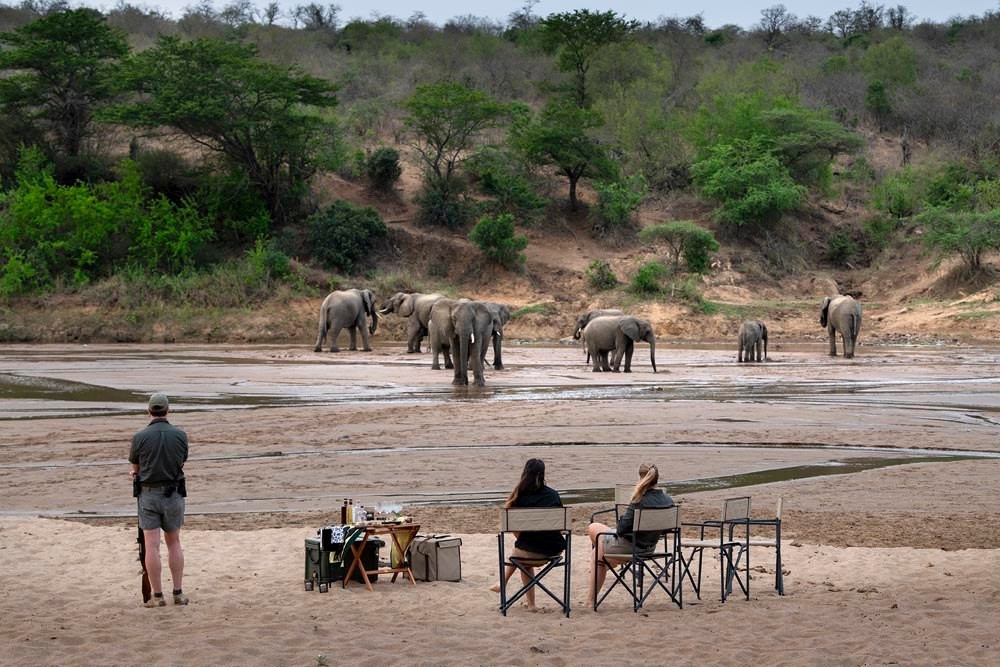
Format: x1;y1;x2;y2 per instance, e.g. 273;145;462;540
138;524;151;603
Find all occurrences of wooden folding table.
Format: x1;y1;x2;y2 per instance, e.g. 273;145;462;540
342;523;421;591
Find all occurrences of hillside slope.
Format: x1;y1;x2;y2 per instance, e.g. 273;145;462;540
3;170;1000;347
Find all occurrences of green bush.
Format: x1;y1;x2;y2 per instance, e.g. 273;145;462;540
592;174;648;231
629;260;671;295
365;147;402;193
691;138;805;229
468;213;528;269
826;230;859;266
916;207;1000;275
415;178;472;229
0;150;214;293
466;148;546;220
307;200;387;273
584;259;617;290
870;167;921;219
639;220;719;273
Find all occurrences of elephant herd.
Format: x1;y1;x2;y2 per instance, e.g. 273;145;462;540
314;289;509;387
313;289;865;384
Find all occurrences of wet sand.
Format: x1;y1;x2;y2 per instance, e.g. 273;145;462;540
1;342;999;665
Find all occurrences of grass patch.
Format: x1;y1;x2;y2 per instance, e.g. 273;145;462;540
513;302;558;319
951;310;997;320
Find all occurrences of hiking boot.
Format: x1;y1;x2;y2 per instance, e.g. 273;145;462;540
144;596;166;608
173;593;189;606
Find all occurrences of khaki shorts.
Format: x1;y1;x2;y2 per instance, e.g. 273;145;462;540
138;488;185;532
601;534;637;555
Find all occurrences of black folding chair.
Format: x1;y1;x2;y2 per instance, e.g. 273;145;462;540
679;496;751;603
593;506;682;612
497;507;572;617
731;496;785;595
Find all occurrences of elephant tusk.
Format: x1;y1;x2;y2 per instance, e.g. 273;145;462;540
470;333;476;344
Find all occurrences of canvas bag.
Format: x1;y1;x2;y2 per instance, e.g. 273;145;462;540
408;534;462;582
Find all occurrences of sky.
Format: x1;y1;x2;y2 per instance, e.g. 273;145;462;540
98;0;999;29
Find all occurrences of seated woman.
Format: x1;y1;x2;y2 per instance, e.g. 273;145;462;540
490;458;566;611
585;463;674;607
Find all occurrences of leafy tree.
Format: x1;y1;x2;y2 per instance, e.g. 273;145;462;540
640;220;719;273
592;173;647;233
511;98;617;210
0;8;128;161
365;147;402;193
861;36;917;87
917;208;1000;276
306;200;387;273
539;9;639;108
403;81;509;186
468;213;528;268
689;91;862;188
104;36;339;225
691;137;806;229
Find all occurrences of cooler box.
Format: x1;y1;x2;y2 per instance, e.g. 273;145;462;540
407;534;462;582
304;536;384;586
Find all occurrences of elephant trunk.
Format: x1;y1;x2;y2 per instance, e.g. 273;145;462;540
648;338;657;373
368;310;379;335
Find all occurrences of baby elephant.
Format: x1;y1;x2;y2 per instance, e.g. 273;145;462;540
737;320;768;363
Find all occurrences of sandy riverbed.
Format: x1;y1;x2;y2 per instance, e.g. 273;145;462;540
1;342;999;666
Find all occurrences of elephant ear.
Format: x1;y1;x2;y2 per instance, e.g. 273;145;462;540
363;290;376;317
619;317;640;341
820;297;832;327
398;294;416;318
760;323;768;340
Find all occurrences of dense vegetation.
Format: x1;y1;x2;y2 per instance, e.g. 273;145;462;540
2;1;1000;305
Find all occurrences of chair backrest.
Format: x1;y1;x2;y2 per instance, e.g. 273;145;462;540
632;506;680;532
501;507;570;533
615;484;634;505
722;496;751;522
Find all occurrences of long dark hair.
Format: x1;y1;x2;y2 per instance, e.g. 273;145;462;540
505;458;546;508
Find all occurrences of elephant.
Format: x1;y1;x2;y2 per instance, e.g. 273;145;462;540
820;295;862;358
313;288;378;352
482;302;511;370
582;315;657;373
573;308;625;364
378;292;445;353
737;320;768;363
428;299;498;385
428;298;462;370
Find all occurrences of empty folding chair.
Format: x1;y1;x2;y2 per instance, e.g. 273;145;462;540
731;496;784;595
497;507;572;617
679;496;751;602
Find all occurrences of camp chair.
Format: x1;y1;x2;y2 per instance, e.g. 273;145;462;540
497;507;572;617
592;505;682;612
730;496;784;595
588;483;638;526
679;496;751;603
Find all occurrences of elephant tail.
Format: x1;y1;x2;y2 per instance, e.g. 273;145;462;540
849;311;860;339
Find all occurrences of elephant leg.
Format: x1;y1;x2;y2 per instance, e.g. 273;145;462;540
359;322;372;352
754;341;762;362
623;343;634;373
590;350;602;372
492;334;503;370
600;350;612;372
844;332;854;359
346;325;359;351
327;326;341;353
406;320;423;353
828;329;838;356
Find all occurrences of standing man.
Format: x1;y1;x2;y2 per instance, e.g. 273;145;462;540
130;393;189;607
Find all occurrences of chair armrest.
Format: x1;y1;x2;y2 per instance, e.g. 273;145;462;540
590;507;617;523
